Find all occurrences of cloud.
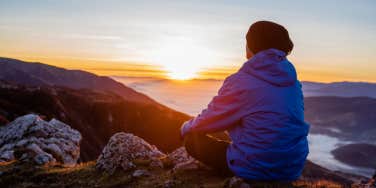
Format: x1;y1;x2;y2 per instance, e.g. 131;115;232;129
63;34;123;41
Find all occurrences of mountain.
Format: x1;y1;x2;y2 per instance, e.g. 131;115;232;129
302;81;376;98
332;143;376;169
0;57;155;104
0;81;190;161
304;96;376;143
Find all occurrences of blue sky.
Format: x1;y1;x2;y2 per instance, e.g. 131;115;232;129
1;0;375;81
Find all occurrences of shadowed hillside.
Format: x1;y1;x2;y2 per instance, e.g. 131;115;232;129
0;81;190;161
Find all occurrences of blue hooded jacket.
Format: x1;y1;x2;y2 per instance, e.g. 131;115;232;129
181;48;309;181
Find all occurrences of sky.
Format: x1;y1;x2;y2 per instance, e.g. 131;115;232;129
0;0;375;82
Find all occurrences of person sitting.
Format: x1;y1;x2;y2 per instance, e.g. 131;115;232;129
180;20;310;182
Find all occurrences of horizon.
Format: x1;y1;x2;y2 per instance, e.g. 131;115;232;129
1;0;376;82
3;56;376;84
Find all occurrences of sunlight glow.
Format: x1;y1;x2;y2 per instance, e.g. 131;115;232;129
167;70;197;80
150;37;217;80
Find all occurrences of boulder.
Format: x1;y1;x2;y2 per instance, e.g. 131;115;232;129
225;177;251;188
168;147;200;171
0;114;81;166
96;132;166;174
132;169;151;178
167;147;194;165
164;179;177;188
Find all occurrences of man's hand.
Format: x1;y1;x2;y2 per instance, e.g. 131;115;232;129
180;120;193;139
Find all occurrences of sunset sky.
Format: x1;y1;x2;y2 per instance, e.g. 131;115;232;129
1;0;375;82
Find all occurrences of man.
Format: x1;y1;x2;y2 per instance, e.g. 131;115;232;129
180;21;310;181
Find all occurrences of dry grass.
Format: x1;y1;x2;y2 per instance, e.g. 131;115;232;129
0;161;351;188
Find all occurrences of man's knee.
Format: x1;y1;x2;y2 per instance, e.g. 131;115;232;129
184;133;204;158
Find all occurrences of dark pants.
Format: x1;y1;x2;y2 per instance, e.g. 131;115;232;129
184;133;294;186
183;133;233;176
184;133;294;187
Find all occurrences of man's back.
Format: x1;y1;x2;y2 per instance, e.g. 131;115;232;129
181;21;309;182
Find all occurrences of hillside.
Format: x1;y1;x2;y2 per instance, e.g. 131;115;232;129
0;81;190;161
0;57;154;104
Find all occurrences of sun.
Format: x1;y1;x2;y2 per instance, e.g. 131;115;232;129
150;37;216;80
167;70;197;80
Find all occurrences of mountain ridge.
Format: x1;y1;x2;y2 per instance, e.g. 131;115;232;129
0;57;157;104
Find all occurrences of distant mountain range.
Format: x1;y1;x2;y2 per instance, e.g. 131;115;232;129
302;81;376;98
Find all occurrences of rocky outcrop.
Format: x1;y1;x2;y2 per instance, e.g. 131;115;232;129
96;132;166;174
0;114;81;166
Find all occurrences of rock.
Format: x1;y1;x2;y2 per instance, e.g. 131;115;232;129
168;147;194;165
173;158;200;171
0;150;14;161
163;179;176;188
0;114;82;166
365;174;376;188
132;169;151;178
225;177;251;188
96;132;166;174
168;147;200;171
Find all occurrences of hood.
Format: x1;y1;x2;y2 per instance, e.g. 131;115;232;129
239;48;297;87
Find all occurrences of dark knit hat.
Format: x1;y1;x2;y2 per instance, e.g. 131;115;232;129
246;21;294;55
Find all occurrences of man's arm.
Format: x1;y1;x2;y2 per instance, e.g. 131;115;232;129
181;76;250;137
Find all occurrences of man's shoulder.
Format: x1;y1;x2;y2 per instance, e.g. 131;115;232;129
222;71;261;92
224;71;250;84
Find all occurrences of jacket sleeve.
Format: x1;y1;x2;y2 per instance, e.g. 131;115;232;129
181;76;250;136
